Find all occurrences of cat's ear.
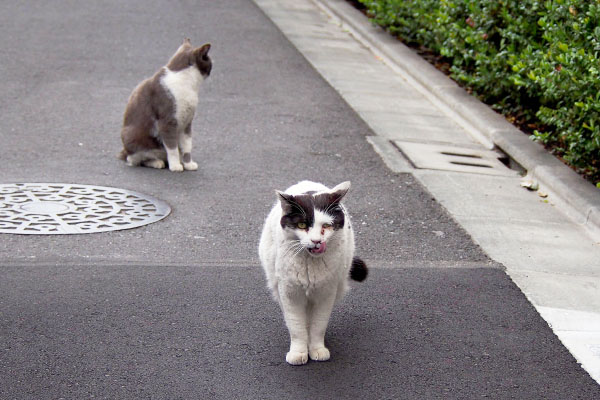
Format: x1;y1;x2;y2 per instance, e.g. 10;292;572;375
277;191;306;216
276;190;294;212
194;43;211;59
177;38;192;53
329;181;351;203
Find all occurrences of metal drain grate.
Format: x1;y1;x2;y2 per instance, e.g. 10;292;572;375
0;183;171;235
393;141;517;176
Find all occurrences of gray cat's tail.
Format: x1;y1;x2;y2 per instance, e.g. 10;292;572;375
350;257;368;282
117;149;128;161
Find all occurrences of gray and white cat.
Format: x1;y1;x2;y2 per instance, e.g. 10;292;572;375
259;180;368;365
118;39;212;172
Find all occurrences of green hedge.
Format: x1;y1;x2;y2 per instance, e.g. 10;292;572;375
358;0;600;186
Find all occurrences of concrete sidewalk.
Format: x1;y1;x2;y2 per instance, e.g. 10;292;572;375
253;0;600;384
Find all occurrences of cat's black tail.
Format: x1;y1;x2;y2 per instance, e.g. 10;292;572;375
350;257;368;282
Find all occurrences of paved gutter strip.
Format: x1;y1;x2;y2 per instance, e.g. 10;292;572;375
315;0;600;240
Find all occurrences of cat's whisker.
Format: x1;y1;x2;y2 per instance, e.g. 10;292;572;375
292;245;306;258
281;245;295;258
282;240;304;258
292;244;306;258
324;202;334;214
324;201;341;215
282;246;297;258
282;239;301;250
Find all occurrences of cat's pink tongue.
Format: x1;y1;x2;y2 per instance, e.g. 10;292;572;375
312;242;327;254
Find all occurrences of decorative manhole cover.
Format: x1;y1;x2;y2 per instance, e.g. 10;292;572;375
0;183;171;235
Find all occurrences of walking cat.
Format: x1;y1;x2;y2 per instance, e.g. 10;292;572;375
258;180;368;365
118;39;212;172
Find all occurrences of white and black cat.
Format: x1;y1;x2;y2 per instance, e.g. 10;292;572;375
119;39;212;172
259;180;368;365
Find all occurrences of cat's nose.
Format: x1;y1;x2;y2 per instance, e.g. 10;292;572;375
311;239;321;244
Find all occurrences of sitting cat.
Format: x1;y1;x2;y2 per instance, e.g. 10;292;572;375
118;39;212;172
258;180;368;365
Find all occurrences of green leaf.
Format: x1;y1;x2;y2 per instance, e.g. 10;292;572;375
361;0;600;184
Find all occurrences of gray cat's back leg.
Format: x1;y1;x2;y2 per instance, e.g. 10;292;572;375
143;159;166;169
142;149;167;168
124;149;167;168
120;112;165;168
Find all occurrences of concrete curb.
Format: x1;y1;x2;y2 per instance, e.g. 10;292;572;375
317;0;600;237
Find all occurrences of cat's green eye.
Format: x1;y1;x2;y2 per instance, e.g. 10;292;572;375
297;222;307;230
323;223;332;229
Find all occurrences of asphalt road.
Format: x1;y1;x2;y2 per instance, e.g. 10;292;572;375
1;0;599;398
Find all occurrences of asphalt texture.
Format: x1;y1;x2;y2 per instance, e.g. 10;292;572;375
1;0;599;398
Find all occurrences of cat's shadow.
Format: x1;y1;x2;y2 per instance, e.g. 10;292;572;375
263;281;385;369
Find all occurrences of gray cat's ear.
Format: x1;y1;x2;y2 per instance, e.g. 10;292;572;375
330;181;351;201
174;38;192;55
194;43;211;58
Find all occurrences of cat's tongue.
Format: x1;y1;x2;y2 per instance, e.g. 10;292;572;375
310;242;327;254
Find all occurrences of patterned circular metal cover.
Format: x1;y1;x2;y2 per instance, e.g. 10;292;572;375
0;183;171;235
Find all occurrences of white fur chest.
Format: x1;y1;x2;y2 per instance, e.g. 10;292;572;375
161;66;203;128
277;246;345;295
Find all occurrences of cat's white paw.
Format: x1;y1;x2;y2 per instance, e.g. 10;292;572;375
309;347;330;362
286;351;308;366
183;161;198;171
145;159;166;169
169;163;184;172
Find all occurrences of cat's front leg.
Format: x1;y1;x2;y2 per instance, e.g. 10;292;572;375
160;121;184;172
307;290;337;362
180;125;198;171
165;146;183;172
278;286;309;365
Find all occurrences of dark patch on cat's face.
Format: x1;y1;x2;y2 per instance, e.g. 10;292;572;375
279;193;314;230
193;43;212;77
278;187;348;230
313;192;345;230
166;40;212;78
